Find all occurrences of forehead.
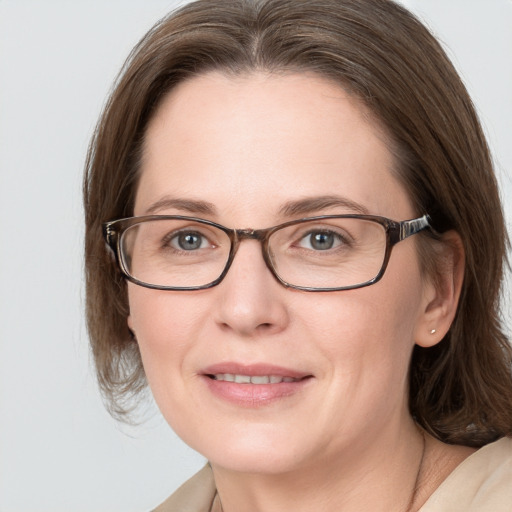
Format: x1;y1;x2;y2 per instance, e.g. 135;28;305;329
136;71;414;223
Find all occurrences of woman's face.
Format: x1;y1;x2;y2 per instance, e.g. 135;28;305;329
128;72;435;474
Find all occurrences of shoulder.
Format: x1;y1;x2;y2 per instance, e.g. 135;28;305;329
420;437;512;512
152;464;216;512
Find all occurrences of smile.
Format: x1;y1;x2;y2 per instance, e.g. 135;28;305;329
211;374;300;384
202;364;313;406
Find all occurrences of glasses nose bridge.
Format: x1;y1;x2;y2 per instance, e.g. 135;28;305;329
232;227;270;252
233;227;268;241
229;227;274;273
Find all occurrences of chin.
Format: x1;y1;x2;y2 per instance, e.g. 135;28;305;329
181;424;313;475
208;449;308;475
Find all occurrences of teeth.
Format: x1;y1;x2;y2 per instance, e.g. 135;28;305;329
250;375;270;384
212;374;299;384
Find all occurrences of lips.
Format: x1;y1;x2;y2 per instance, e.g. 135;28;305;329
201;363;313;406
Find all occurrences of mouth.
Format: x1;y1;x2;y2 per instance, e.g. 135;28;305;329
208;374;302;384
201;363;313;406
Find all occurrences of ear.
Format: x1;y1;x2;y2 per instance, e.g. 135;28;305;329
414;231;465;348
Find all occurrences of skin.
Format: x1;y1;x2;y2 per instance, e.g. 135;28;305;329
128;72;469;512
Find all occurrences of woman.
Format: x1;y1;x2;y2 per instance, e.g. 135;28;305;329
84;0;512;510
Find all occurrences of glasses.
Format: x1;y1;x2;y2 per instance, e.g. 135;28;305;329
103;214;431;292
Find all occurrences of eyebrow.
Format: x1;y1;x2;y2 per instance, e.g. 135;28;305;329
143;194;369;219
144;197;217;215
279;195;369;217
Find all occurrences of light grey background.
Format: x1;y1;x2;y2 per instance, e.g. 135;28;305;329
0;1;510;511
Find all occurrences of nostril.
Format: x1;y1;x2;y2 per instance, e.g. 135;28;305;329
255;322;277;333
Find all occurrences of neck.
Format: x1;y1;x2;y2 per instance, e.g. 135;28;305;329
211;420;426;512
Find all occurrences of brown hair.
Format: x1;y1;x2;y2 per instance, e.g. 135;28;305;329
83;0;512;446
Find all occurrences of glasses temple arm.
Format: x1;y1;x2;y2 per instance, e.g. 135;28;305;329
399;214;431;240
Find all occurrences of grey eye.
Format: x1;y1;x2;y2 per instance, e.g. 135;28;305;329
173;232;206;251
301;231;338;250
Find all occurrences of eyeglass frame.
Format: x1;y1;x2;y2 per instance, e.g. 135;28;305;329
103;213;432;292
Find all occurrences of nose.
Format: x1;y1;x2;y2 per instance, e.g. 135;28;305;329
213;239;290;337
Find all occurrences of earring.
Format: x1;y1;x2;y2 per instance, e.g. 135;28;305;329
430;329;436;335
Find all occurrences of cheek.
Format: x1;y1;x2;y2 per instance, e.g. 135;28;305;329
300;255;426;393
128;286;204;342
126;287;203;393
